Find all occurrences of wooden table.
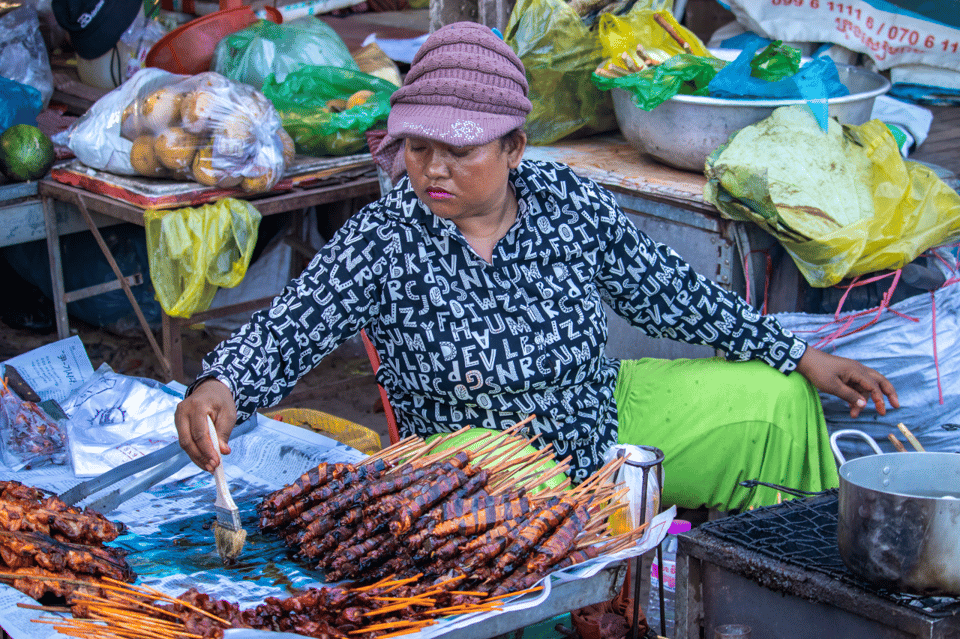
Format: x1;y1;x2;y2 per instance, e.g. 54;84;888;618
39;156;380;383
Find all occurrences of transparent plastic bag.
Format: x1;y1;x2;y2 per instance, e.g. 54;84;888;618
261;65;394;156
705;105;960;287
0;376;68;470
598;9;710;66
603;444;661;533
144;197;262;318
0;6;54;109
593;9;717;110
66;68;294;193
593;53;724;110
212;17;358;90
60;363;181;476
118;11;167;83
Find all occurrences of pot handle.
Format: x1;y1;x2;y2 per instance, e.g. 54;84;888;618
830;429;884;465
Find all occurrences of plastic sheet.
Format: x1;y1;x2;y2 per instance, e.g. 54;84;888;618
708;38;848;128
704;105;960;288
65;68;293;193
212;16;358;90
773;251;960;458
59;363;182;476
261;65;394;156
0;77;43;133
144;197;262;318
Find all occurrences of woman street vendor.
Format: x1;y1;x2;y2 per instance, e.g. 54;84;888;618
175;21;898;513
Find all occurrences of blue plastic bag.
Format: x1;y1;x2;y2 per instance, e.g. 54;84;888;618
708;38;849;129
0;76;42;134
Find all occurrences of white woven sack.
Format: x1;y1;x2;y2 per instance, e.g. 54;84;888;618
773;260;960;459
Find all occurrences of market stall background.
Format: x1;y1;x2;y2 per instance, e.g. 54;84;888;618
1;2;959;638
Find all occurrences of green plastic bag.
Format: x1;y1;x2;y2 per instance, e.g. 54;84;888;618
750;40;801;82
704;105;960;288
505;0;665;144
593;34;812;111
145;198;261;318
212;17;358;90
261;66;395;156
593;53;725;109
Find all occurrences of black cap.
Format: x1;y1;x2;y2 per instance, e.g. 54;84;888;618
52;0;142;60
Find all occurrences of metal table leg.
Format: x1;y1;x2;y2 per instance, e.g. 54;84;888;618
55;192;172;380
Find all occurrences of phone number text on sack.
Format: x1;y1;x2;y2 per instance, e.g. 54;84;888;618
765;0;960;61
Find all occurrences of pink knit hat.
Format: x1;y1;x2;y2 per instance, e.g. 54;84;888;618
373;22;532;181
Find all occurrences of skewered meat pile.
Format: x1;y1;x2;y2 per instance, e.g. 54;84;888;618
0;480;135;600
33;426;646;639
50;575;512;639
258;424;643;600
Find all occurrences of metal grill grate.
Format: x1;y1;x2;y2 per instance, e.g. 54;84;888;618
698;490;960;618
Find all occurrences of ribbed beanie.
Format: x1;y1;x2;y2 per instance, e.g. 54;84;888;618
374;22;531;181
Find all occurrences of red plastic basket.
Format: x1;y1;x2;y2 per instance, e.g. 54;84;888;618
146;5;282;76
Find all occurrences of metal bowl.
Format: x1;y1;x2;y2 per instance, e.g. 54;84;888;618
612;63;892;172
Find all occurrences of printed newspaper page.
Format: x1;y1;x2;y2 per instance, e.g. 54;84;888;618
0;336;94;404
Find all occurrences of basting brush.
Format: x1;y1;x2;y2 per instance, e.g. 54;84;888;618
206;415;247;563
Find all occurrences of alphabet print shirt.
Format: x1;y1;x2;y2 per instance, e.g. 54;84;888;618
196;161;807;481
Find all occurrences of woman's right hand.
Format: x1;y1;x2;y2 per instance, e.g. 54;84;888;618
174;378;238;472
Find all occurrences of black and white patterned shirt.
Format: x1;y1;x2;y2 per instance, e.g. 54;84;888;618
198;160;807;481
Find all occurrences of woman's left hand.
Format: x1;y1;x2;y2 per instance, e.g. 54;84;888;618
796;347;899;418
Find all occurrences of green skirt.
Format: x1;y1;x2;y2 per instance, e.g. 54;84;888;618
614;357;839;513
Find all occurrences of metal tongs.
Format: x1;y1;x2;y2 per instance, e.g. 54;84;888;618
58;416;257;513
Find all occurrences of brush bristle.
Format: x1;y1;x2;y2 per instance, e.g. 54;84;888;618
214;521;247;563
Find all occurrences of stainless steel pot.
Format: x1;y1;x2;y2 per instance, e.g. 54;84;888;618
831;429;960;595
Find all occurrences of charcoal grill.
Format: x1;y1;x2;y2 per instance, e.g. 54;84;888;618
675;490;960;638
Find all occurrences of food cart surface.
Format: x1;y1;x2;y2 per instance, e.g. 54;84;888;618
0;341;673;639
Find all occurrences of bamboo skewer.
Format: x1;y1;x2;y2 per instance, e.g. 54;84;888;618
653;13;691;52
888;433;908;453
897;423;926;452
635;43;658;66
367;436;421;465
474;436;527;467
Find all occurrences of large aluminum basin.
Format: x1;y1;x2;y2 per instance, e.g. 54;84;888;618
612;63;891;172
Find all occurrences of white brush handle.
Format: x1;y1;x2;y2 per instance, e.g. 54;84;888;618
207;416;238;511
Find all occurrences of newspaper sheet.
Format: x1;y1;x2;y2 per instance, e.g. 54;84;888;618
0;341;673;639
0;335;94;403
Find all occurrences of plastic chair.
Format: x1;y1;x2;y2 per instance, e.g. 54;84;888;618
360;328;400;445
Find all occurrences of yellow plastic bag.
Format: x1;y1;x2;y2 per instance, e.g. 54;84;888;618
599;9;709;69
504;0;664;145
705;105;960;287
145;198;262;318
